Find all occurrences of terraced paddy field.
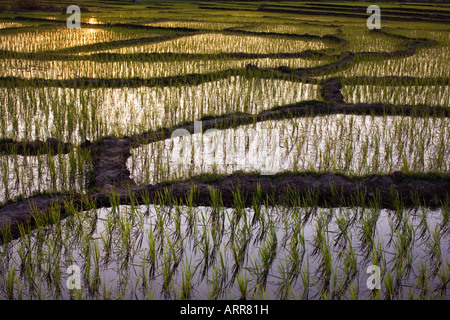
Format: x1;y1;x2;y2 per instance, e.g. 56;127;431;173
0;0;449;302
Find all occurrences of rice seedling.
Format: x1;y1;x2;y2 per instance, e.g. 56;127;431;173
5;266;16;300
383;269;395;300
236;271;249;300
179;258;195;300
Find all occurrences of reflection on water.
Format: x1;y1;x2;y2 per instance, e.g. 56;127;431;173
129;115;450;184
243;23;339;37
0;22;23;29
1;204;448;299
0;57;330;79
102;33;329;54
86;28;98;35
343;85;450;107
87;18;100;25
340;26;404;53
0;27;161;52
388;29;450;46
327;47;450;78
145;21;241;30
0;152;89;203
0;77;318;144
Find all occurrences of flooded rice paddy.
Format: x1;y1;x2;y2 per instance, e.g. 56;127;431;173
128;115;450;185
0;203;448;300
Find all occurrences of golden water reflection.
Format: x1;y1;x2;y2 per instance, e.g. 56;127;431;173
128;115;450;184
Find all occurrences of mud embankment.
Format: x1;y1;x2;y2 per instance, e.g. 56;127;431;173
89;136;134;191
0;138;72;155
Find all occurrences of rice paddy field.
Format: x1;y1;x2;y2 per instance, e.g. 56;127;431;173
0;0;449;304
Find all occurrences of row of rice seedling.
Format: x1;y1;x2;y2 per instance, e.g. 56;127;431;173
0;76;319;144
0;147;91;203
387;28;450;46
0;22;24;29
99;33;330;55
237;22;340;37
0;189;448;300
0;26;173;53
128;114;450;185
338;26;406;53
325;46;450;78
0;57;330;80
342;84;450;107
143;21;242;30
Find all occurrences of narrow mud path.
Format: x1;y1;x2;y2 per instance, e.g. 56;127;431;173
89;136;135;191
